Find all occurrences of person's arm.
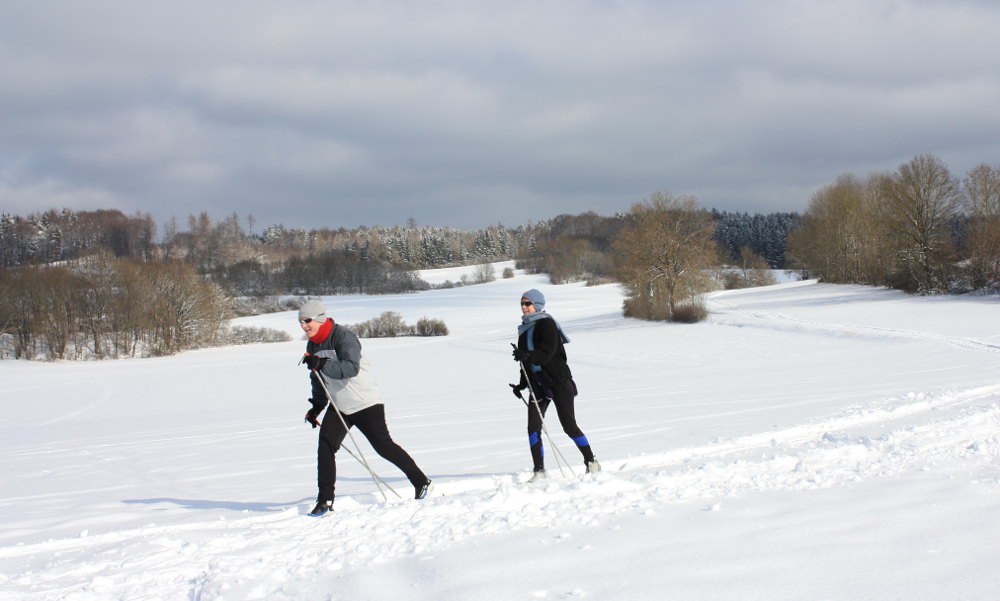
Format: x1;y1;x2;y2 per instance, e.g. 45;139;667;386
524;317;559;365
315;326;362;380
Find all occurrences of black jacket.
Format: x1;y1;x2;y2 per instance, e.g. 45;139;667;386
517;316;575;398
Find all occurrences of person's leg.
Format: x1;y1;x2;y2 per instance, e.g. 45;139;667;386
526;397;550;472
317;407;349;502
350;404;428;489
550;385;596;464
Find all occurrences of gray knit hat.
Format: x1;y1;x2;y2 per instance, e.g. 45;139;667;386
521;289;546;311
298;299;328;322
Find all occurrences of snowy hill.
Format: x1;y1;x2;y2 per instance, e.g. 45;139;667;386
1;262;998;600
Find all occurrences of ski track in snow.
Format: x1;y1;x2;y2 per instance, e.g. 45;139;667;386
707;288;1000;355
712;307;1000;354
2;385;998;601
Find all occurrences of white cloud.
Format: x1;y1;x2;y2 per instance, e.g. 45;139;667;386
0;176;122;217
1;0;998;229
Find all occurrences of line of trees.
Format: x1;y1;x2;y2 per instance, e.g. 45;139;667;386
516;212;623;285
514;195;780;322
220;249;429;297
0;209;157;267
0;199;811;362
514;209;795;287
3;207;799;293
788;155;1000;293
169;217;519;275
6;153;995;363
0;253;230;360
0;206;790;362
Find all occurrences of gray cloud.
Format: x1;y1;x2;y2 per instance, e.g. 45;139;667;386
2;0;999;232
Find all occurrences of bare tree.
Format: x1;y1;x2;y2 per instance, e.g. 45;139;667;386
148;261;230;354
77;253;118;358
34;267;86;360
962;164;1000;289
788;173;894;285
110;260;156;356
612;192;717;321
881;154;963;292
473;263;496;284
0;267;38;358
964;164;1000;219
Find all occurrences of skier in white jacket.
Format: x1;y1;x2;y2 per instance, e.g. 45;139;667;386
298;300;431;516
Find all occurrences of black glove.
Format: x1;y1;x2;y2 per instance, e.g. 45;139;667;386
305;398;326;428
512;347;529;362
510;383;526;399
303;353;327;371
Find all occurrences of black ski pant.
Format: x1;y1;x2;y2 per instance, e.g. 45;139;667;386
526;379;595;471
317;403;426;502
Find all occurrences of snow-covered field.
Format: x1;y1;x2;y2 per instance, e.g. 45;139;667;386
1;262;998;600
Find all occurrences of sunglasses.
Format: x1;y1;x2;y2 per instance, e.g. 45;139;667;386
520;301;533;307
299;318;315;324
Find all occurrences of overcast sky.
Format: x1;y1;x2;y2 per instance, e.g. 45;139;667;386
2;0;998;233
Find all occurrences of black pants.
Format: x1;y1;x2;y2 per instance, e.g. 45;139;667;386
526;379;595;471
317;403;426;501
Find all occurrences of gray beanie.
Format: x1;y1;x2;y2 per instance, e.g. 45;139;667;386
521;289;546;311
298;299;328;322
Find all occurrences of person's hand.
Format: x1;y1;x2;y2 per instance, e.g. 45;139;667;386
305;398;325;428
303;354;327;371
510;383;526;399
512;347;529;362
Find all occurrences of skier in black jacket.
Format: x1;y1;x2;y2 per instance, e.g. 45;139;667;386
511;289;600;481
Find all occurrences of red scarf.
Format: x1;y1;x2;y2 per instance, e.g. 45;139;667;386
309;318;334;344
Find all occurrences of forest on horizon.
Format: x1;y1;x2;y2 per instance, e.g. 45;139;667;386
3;153;997;361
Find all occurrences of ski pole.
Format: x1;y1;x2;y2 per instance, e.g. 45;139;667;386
338;444;398;494
513;345;576;479
310;367;401;500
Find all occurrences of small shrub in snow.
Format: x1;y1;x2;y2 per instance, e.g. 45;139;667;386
719;268;778;290
671;300;709;323
415;317;449;336
227;326;293;345
231;296;313;317
585;275;614;286
348;312;449;338
370;311;409;337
